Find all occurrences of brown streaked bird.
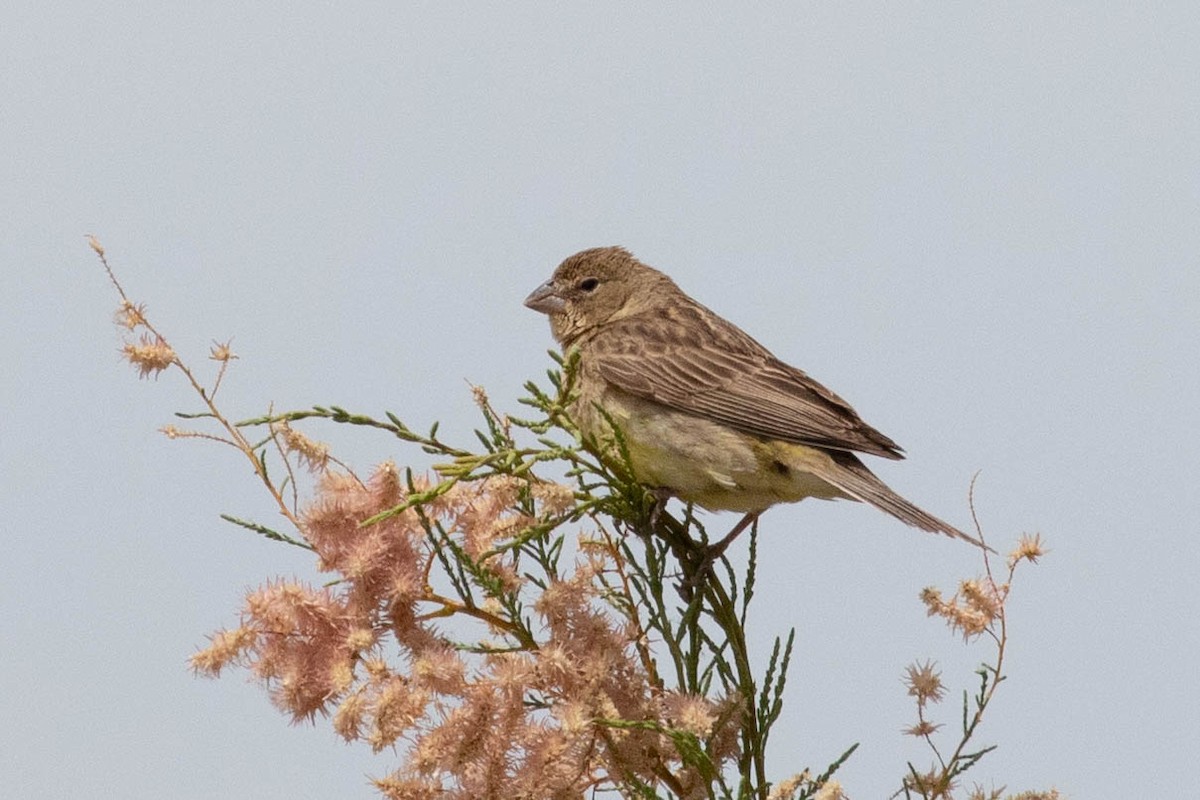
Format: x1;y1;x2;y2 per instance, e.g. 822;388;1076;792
524;246;985;552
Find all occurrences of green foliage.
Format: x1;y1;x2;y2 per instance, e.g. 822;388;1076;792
233;351;852;798
95;240;1051;800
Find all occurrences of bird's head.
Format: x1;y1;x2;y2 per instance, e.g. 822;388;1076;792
524;246;676;346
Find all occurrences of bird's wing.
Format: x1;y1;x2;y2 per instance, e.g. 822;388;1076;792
587;303;905;459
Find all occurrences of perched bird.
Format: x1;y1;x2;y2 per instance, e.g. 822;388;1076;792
524;246;984;551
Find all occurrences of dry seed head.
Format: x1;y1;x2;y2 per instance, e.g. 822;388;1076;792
209;340;237;362
345;628;376;652
531;481;577;517
960;578;1003;622
363;657;392;680
272;420;330;472
813;780;846;800
904;719;944;737
920;586;945;615
661;692;718;738
905;766;955;797
904;660;946;705
333;691;367;741
1009;532;1047;567
471;383;489;409
190;626;256;676
329;660;355;694
114;300;148;330
767;772;808;800
921;580;1003;639
950;605;991;639
123;334;175;378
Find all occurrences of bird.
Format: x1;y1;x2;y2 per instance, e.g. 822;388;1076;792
524;245;985;553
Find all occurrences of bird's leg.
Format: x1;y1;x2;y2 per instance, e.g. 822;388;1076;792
679;511;761;591
706;511;760;563
647;487;675;531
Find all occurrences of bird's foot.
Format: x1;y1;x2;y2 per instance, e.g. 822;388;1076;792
676;512;761;593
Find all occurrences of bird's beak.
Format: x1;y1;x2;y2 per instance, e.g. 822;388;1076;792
524;280;566;315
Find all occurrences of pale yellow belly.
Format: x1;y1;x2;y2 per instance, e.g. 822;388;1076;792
575;385;850;513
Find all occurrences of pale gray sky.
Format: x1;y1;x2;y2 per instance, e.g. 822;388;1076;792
3;3;1198;798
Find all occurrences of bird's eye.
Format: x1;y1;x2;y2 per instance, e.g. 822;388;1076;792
577;277;599;292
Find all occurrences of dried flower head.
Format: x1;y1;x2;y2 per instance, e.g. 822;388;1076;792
921;577;1006;640
345;628;376;652
470;383;489;410
905;765;956;798
531;480;577;517
332;689;367;741
904;660;946;705
661;691;718;738
813;779;846;800
190;626;257;676
122;333;175;378
114;300;148;330
272;420;330;472
372;775;443;800
904;719;944;737
209;339;237;362
960;578;1005;621
767;772;809;800
1009;532;1047;567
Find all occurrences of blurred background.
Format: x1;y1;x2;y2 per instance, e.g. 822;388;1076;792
3;3;1197;797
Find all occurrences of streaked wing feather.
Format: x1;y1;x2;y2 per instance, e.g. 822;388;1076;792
591;304;905;459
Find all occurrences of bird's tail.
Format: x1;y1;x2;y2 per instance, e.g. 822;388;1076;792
822;452;991;551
